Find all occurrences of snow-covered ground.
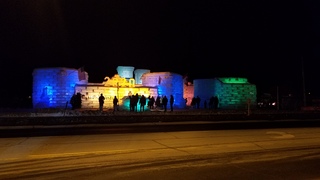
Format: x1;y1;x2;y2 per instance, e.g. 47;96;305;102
0;107;315;118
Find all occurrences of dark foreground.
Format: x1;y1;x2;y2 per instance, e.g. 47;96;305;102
2;118;320;138
1;109;320;126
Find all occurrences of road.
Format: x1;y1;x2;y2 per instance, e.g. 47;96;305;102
1;120;320;179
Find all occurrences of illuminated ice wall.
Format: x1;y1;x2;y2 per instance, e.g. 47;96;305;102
215;77;256;109
75;83;156;110
32;67;88;108
32;66;256;110
193;77;256;109
141;72;185;108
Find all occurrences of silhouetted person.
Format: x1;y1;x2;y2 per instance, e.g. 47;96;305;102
74;92;82;109
129;96;134;112
150;96;155;109
140;95;146;111
99;94;105;112
170;95;174;111
113;96;119;112
147;96;152;109
155;96;161;109
70;94;77;110
191;97;196;109
133;93;139;112
162;95;168;112
196;96;201;109
204;100;207;109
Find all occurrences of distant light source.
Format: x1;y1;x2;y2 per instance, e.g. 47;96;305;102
219;77;248;84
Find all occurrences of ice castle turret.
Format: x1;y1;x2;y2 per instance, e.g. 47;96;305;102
116;66;135;79
134;69;150;84
141;72;185;108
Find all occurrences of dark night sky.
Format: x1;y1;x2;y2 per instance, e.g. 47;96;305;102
0;0;320;107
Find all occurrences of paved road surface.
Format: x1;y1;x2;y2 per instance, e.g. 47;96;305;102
1;123;320;179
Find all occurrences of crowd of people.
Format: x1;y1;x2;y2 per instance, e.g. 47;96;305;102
128;94;174;112
188;95;219;110
70;92;219;112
